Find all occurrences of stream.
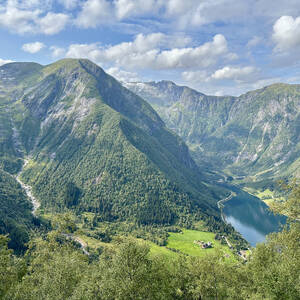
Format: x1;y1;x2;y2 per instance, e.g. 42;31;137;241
15;158;40;216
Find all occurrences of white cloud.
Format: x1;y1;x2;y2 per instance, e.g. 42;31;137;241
72;0;253;30
106;67;140;82
58;0;79;10
182;70;209;82
72;0;253;31
65;33;235;71
66;43;103;62
72;0;300;31
164;0;249;29
150;34;233;70
182;65;260;86
0;58;14;66
2;0;299;38
0;1;69;34
22;41;45;53
272;16;300;52
38;12;69;35
211;66;259;82
115;0;159;20
50;46;66;58
0;3;40;34
75;0;113;28
75;0;164;27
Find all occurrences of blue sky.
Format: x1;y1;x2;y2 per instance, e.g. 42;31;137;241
1;0;300;96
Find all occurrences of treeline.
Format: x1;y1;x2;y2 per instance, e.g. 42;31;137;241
81;214;248;250
1;183;299;300
1;222;299;300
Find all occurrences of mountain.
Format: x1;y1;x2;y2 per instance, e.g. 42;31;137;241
125;81;300;188
0;59;228;230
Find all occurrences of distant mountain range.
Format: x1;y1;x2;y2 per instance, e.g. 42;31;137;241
125;81;300;188
0;59;228;239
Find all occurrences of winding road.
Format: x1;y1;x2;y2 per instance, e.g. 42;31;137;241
217;192;234;222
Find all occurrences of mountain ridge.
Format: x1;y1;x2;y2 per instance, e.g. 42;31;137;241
125;80;300;188
0;59;229;231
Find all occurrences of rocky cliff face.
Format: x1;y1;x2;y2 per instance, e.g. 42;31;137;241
125;81;300;186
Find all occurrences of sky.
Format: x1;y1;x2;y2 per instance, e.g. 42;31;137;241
1;0;300;96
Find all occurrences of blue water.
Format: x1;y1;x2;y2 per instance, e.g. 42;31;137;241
222;189;286;246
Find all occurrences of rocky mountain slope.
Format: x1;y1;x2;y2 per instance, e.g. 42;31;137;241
0;59;228;231
125;81;300;188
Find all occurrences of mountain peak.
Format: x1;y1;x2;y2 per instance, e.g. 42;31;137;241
43;58;104;76
240;82;300;98
0;58;222;227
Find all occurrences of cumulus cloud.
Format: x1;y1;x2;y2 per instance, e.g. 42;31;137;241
72;0;254;30
211;66;259;82
0;0;69;34
0;58;14;66
115;0;160;20
0;3;40;34
182;70;209;83
106;67;140;82
75;0;165;27
50;46;66;58
38;12;69;35
71;0;300;31
66;43;102;62
65;33;236;71
182;65;259;85
75;0;113;28
272;16;300;51
22;41;45;53
164;0;249;28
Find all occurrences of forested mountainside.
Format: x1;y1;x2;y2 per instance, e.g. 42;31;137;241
0;59;230;236
0;169;35;253
125;81;300;188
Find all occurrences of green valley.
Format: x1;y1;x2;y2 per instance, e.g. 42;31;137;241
0;58;298;300
1;1;300;298
125;81;300;191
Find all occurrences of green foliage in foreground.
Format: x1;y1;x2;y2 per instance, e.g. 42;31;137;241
0;224;299;300
1;183;299;300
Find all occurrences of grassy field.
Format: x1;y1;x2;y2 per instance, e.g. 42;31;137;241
255;189;276;206
149;242;178;259
167;229;235;259
74;229;236;261
40;212;235;260
243;187;284;207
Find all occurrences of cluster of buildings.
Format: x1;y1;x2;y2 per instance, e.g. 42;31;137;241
194;240;213;249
